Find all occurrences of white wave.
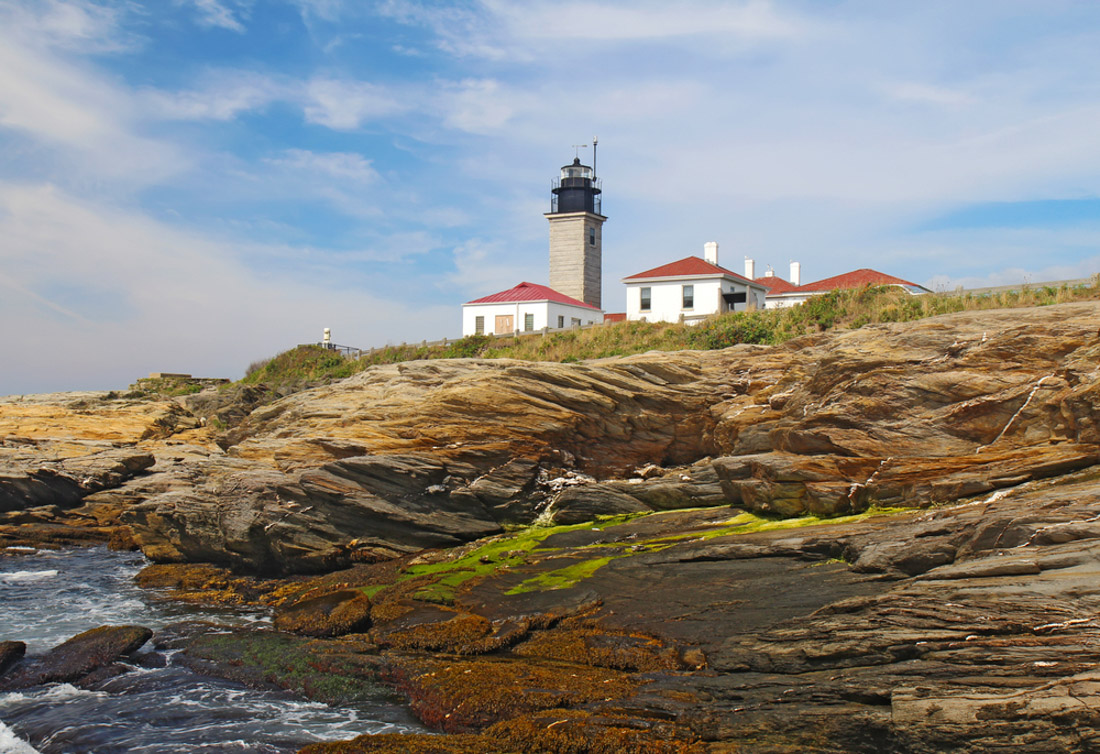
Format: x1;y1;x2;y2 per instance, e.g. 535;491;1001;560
35;684;107;702
2;547;37;553
0;570;57;584
0;721;40;754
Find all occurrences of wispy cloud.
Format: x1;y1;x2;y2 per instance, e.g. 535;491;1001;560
0;181;454;394
302;78;406;129
180;0;249;33
884;81;974;107
0;32;187;187
488;0;803;42
264;149;379;183
0;0;139;53
141;71;284;120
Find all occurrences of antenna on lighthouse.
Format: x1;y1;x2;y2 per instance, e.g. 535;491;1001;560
592;136;598;178
571;143;588;159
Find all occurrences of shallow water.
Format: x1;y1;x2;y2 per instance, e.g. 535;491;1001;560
0;547;423;753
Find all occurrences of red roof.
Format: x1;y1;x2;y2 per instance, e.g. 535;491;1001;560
753;275;801;294
603;312;626;322
623;256;757;284
797;268;925;293
465;281;600;310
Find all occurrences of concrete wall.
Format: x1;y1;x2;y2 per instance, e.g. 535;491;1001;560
548;212;603;309
462;301;603;336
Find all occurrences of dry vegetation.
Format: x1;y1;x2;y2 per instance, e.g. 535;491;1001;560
243;279;1100;389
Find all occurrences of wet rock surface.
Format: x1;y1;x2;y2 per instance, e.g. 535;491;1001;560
0;625;152;690
0;641;25;676
281;468;1100;752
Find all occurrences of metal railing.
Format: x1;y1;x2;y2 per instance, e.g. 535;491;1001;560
306;320;610;360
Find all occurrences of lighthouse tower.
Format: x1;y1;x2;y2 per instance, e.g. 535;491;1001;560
546;150;605;310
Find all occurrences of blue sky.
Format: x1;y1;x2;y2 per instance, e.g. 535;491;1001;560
2;0;1100;394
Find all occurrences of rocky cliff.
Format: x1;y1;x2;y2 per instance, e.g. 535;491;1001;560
5;301;1100;752
4;302;1100;572
113;302;1100;573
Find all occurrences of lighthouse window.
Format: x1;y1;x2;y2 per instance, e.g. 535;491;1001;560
524;313;534;331
640;287;651;311
588;228;595;246
475;316;484;335
682;285;694;309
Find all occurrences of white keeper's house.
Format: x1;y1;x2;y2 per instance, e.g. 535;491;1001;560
622;242;769;324
462;282;603;336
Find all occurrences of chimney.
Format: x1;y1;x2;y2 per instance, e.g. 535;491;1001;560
744;257;755;280
704;241;719;265
790;261;801;286
765;265;774;278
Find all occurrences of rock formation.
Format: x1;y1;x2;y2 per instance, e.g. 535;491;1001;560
119;301;1100;573
5;301;1100;751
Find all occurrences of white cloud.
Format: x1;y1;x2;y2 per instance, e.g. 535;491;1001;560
0;182;456;395
441;79;519;134
302;78;406;129
377;0;805;60
0;33;187;186
290;0;345;23
884;81;974;107
265;149;379;183
182;0;249;33
0;0;138;53
142;73;285;120
487;0;802;42
445;237;543;297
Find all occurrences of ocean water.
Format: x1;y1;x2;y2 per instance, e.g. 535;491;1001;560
0;547;422;753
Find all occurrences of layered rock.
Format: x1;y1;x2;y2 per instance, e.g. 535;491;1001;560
113;301;1100;573
283;467;1100;752
6;302;1100;575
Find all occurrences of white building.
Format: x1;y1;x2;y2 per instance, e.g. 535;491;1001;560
462;282;604;336
622;242;769;324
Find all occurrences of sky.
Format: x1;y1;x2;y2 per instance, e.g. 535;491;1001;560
2;0;1100;394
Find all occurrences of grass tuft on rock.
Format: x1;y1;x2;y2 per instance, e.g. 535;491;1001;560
238;279;1100;390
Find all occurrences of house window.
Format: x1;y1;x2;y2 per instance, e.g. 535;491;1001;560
682;285;694;309
475;316;484;335
524;313;534;331
588;227;595;246
571;317;581;328
557;315;564;328
640;287;651;311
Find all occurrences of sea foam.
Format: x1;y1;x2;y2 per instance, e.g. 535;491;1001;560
0;721;40;754
0;570;57;584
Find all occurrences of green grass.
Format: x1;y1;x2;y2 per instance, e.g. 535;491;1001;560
239;279;1100;392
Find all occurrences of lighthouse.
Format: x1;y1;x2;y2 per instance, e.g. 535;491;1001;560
546;145;606;310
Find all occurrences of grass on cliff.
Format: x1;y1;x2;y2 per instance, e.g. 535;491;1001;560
240;277;1100;389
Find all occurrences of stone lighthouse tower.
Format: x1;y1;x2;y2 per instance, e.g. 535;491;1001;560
546;146;605;309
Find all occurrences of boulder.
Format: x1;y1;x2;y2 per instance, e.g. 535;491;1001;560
0;641;25;677
0;625;152;690
548;484;652;525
